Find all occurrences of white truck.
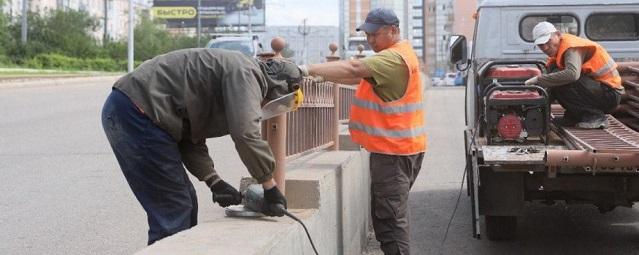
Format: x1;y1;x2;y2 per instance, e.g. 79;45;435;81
449;0;639;240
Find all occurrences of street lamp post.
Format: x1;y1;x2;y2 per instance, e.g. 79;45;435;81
197;0;201;47
21;0;28;43
127;0;134;72
297;18;310;64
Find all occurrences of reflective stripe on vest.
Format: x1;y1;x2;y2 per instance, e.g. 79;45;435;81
352;98;424;114
349;121;427;138
591;57;616;78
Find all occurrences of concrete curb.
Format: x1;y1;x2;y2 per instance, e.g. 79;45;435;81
0;75;122;89
136;150;371;255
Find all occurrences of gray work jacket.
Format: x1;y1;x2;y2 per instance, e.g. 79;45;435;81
114;48;275;183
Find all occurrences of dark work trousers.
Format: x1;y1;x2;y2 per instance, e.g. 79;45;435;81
101;88;198;245
548;75;621;121
370;152;424;255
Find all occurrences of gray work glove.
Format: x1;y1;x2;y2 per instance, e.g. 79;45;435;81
262;186;287;217
211;180;242;207
298;64;310;76
524;76;539;86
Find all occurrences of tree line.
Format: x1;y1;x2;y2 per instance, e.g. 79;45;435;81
0;4;198;72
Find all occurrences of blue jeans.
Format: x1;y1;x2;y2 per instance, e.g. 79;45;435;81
101;88;198;245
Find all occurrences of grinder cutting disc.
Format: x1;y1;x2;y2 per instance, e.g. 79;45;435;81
225;184;267;218
225;205;265;218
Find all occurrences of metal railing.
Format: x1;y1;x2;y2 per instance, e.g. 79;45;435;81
262;77;356;193
339;85;356;122
286;79;337;158
618;62;639;131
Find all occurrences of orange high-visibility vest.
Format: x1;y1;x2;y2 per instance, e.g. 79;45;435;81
348;41;426;155
547;34;622;89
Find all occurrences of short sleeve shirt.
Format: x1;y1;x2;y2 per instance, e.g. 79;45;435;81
361;49;409;102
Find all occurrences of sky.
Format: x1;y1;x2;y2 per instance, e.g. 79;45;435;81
265;0;339;26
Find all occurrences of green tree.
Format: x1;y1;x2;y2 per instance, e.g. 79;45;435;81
6;9;100;62
134;14;198;61
45;9;100;57
0;0;10;56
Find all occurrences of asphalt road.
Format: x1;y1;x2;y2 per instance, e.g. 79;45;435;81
363;87;639;255
3;81;639;255
0;80;245;255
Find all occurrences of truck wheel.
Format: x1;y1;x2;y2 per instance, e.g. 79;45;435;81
485;216;516;241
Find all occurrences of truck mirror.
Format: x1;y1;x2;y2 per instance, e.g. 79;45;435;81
448;35;468;66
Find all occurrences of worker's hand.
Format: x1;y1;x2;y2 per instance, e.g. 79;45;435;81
262;186;287;217
298;65;310;76
311;76;325;83
210;180;242;207
524;76;539;86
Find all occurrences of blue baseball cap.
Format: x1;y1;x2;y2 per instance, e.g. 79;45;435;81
356;8;400;33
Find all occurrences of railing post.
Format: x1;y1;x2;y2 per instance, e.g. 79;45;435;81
332;83;340;150
267;115;287;194
266;36;288;194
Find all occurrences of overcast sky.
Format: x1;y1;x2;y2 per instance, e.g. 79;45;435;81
265;0;339;26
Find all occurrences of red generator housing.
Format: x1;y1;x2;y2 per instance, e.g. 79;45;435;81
482;66;549;144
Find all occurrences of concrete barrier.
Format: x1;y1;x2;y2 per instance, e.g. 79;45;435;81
136;149;371;255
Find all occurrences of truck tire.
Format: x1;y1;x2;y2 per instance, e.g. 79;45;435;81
485;216;516;241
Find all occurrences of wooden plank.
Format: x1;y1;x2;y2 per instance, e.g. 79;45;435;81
481;145;567;165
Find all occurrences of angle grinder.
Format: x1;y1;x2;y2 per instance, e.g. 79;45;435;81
223;184;319;255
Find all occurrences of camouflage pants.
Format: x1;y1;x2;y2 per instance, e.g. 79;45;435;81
370;152;424;255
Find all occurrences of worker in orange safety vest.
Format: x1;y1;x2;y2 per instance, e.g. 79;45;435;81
525;21;623;129
297;8;425;255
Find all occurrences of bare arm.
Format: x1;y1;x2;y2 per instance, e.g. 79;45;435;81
307;59;371;83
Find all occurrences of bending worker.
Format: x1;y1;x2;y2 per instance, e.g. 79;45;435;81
101;48;302;244
300;8;425;255
525;21;623;129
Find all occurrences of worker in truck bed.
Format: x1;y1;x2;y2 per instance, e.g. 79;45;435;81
525;21;624;129
100;48;302;245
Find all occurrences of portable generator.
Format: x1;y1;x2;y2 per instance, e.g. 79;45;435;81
481;65;550;144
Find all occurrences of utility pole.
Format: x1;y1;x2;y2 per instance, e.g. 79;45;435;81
103;0;108;46
21;0;28;43
196;0;201;47
127;0;134;72
297;18;310;64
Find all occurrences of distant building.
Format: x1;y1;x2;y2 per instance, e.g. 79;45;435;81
2;0;150;41
423;0;453;77
422;0;476;76
339;0;371;58
412;0;424;67
371;0;412;41
258;26;339;64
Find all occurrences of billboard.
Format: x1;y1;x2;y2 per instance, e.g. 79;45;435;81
151;0;265;30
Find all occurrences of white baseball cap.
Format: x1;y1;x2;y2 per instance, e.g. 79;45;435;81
532;21;558;45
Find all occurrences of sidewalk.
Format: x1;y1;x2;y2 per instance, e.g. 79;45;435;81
0;73;122;88
0;67;122;84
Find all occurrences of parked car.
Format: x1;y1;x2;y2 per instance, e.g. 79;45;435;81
441;72;457;86
205;35;263;58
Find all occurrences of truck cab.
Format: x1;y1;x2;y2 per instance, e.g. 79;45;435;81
449;0;639;241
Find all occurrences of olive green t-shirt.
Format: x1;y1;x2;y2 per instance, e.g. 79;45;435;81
361;49;409;102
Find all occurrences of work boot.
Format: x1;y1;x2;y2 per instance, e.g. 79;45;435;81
575;114;608;129
553;112;580;127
